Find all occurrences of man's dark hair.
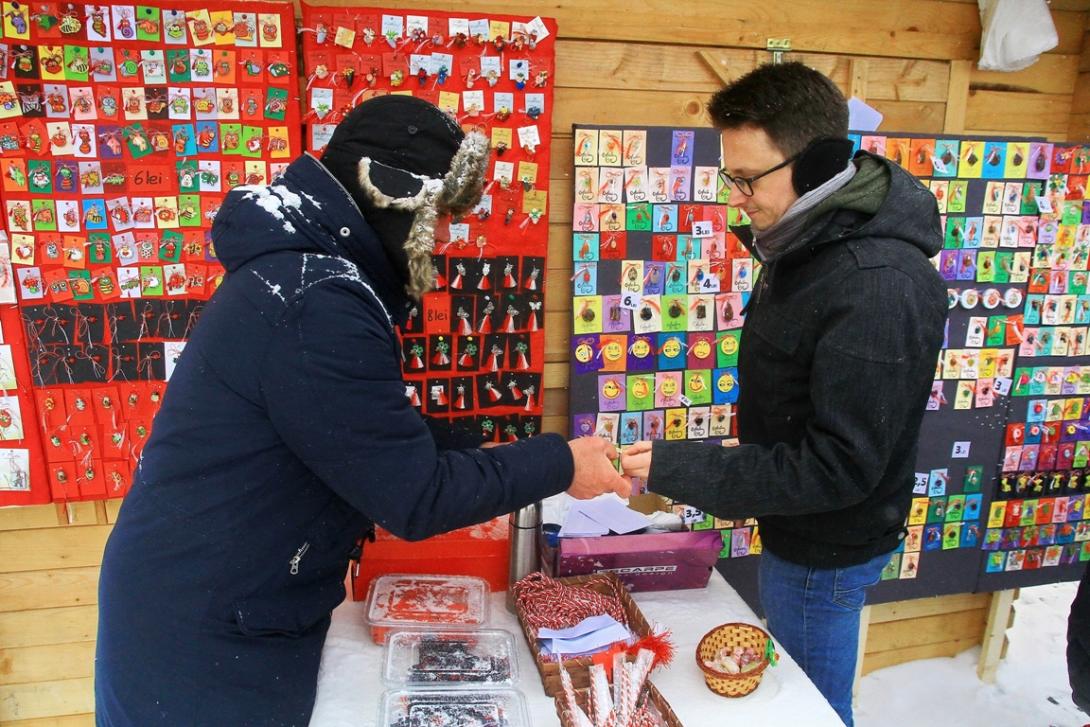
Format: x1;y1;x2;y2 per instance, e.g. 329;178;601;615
708;62;849;158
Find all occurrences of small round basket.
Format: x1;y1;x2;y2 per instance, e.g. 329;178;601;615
695;622;771;697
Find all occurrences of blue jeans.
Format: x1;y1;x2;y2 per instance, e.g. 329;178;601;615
759;549;890;727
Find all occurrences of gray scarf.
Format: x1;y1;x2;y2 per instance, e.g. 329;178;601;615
752;162;857;261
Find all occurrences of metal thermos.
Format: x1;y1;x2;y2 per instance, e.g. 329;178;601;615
506;502;542;612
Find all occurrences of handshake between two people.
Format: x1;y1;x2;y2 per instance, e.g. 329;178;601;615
564;438;656;500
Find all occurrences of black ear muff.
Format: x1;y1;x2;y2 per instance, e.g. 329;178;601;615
792;137;854;196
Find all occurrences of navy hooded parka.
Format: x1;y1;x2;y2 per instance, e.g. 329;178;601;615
94;153;573;726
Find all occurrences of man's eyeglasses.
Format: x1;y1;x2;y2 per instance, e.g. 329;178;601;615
718;152;800;197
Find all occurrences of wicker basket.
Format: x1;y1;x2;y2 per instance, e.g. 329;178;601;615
695;622;771;697
554;681;683;727
514;572;652;696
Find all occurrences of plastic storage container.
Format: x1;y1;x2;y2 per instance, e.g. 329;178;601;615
366;573;490;644
384;629;519;688
379;688;530;727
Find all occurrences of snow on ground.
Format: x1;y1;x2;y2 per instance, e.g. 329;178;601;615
857;581;1084;727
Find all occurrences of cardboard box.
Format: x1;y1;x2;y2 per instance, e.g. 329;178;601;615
540;529;723;592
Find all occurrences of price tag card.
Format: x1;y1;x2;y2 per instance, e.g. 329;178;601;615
699;274;720;293
677;504;704;524
619;290;640;310
692;220;713;238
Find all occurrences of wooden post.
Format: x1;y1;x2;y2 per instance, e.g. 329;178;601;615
698;49;734;85
944;59;972;134
852;604;872;699
977;589;1016;683
849;59;868;100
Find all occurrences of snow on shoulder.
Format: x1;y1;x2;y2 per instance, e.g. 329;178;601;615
238;183;308;234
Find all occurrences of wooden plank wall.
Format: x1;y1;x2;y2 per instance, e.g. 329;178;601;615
2;1;1089;722
0;500;120;725
862;592;991;674
1069;6;1090;139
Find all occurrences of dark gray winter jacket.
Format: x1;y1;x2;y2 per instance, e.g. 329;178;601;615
648;152;947;567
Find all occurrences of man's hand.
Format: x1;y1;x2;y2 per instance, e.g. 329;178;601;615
480;441;504;449
567;436;632;499
619;440;653;480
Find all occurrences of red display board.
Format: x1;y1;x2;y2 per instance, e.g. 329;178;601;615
0;0;300;504
300;4;555;445
298;5;556;596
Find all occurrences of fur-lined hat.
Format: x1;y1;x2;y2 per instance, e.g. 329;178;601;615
320;96;489;299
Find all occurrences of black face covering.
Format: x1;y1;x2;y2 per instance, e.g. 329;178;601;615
354;197;413;283
319;95;465;286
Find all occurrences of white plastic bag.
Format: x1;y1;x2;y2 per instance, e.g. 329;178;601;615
978;0;1058;71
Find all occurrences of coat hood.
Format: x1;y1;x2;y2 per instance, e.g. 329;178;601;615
210;153;412;323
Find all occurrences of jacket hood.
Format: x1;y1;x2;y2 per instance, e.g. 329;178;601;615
211;153;412;322
746;151;942;268
835;151;943;256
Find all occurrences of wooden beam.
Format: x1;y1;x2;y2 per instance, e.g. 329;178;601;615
6;714;95;727
865;608;987;654
54;503;99;528
850;59;869;100
977;589;1016;683
653;45;951;102
551;88;711;133
557;41;748;93
299;0;1085;60
1074;73;1090;115
945;60;972;134
944;0;1090;11
0;568;101;613
869;592;990;624
1068;112;1090;142
0;506;64;531
972;54;1080;96
543;362;569;390
967;90;1073;135
542;415;567;435
0;606;98;649
698;49;734;86
0;677;95;722
0;641;96;686
862;636;979;675
104;499;123;523
551;89;946;139
0;526;112;574
967;129;1072;142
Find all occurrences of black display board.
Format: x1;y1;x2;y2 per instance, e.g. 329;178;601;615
568;125;1090;611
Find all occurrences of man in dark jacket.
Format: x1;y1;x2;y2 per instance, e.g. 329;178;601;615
621;64;947;726
95;96;629;726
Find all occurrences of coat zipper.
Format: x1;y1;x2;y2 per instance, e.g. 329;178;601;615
289;542;310;575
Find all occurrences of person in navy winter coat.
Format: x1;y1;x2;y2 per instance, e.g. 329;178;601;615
95;96;629;726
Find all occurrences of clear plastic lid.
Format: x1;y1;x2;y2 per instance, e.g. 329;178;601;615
384;629;519;688
379;688;530;727
366;574;490;643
